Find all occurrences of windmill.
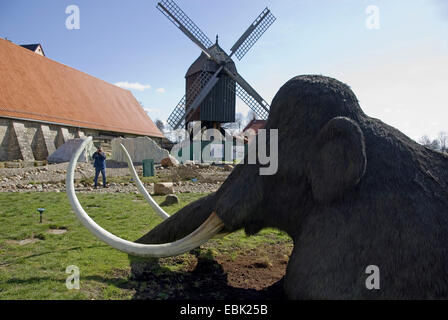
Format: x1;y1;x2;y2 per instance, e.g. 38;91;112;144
157;0;276;135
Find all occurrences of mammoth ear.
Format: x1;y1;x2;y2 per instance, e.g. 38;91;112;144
308;117;366;204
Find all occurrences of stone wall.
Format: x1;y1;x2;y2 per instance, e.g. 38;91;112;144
0;119;72;162
0;118;158;163
12;122;36;161
0;119;9;161
111;136;169;164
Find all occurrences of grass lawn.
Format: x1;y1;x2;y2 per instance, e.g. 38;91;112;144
0;192;291;300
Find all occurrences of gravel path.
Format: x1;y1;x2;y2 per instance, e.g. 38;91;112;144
0;161;231;194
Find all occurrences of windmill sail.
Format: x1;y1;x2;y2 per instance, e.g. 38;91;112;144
166;95;186;130
224;70;270;115
157;0;213;57
226;82;269;120
230;8;276;60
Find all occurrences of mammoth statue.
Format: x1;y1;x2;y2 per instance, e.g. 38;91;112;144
67;75;448;299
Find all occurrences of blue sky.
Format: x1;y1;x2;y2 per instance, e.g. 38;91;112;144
1;0;447;140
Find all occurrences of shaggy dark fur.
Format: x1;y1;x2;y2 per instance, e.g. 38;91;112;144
138;75;448;299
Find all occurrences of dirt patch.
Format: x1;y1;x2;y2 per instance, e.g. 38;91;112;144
217;245;291;292
47;229;67;235
128;243;292;300
6;238;40;246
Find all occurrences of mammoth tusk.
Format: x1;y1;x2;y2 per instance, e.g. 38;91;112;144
119;143;170;220
66;137;224;257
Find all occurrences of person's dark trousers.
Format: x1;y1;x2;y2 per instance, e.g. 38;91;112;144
94;168;106;187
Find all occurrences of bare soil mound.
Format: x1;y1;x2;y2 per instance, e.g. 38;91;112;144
127;243;292;300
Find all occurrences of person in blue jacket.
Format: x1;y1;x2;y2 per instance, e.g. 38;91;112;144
92;146;107;188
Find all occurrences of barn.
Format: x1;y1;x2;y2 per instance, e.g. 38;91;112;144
0;38;164;164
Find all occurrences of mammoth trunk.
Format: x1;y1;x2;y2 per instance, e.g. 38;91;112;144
136;194;219;244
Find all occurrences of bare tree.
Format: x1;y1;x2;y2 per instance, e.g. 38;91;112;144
419;134;446;151
155;119;165;133
438;131;448;152
246;111;257;123
235;113;244;132
222;113;245;134
419;135;431;147
430;139;441;151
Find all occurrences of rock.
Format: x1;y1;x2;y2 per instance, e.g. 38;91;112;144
48;138;95;164
174;166;202;180
154;182;174;195
161;194;179;206
223;164;234;171
111;136;169;164
5;161;21;168
161;156;179;167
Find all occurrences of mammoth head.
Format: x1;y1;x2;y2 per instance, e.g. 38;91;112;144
272;75;367;204
211;75;368;236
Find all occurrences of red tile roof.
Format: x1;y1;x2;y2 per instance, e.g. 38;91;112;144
0;38;164;138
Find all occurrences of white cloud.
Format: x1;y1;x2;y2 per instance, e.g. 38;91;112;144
156;88;166;93
144;107;160;116
115;81;151;91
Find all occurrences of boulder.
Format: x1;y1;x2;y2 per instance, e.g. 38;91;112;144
111;137;169;164
5;161;21;168
161;194;179;206
161;155;179;167
48;138;94;164
174;165;203;180
154;182;174;195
